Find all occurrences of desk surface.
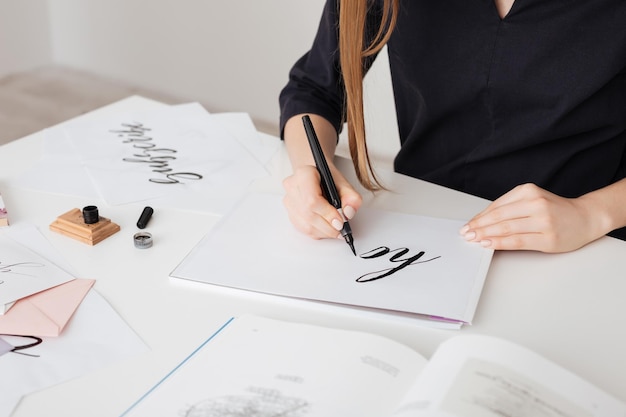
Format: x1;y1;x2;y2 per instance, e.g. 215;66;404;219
1;96;625;415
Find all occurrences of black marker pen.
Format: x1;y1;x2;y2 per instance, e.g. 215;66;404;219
302;115;356;256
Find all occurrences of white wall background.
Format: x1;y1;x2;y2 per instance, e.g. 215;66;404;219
1;0;399;163
0;0;52;76
46;1;326;133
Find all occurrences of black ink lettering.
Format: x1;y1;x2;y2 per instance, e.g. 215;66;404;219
131;142;156;150
1;334;42;358
110;121;203;184
0;261;45;277
359;246;391;259
356;246;441;283
149;172;204;184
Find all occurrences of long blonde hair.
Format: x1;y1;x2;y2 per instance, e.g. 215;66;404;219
339;0;399;191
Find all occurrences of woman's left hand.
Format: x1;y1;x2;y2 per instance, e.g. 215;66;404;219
460;183;606;253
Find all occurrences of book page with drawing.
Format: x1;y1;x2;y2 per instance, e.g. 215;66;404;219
121;316;625;417
121;315;428;417
392;335;625;417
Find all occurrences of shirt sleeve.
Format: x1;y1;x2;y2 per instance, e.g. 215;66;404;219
278;0;383;139
278;0;344;139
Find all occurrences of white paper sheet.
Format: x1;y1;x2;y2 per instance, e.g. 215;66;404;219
393;335;626;416
171;192;494;325
210;112;280;167
67;103;268;205
10;104;280;215
0;224;79;276
0;234;75;314
0;288;148;417
0;226;147;417
6;128;100;199
0;337;12;356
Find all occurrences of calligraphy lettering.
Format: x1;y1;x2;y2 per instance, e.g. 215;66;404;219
110;122;204;184
1;334;42;358
0;261;45;277
356;246;441;283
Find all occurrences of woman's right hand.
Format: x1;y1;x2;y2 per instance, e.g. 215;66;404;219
282;164;362;240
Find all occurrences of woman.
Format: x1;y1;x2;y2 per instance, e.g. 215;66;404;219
279;0;626;253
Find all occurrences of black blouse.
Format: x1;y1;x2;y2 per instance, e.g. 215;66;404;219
279;0;626;239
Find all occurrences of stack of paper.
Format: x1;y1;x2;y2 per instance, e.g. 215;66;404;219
0;287;148;417
0;225;147;417
10;103;280;215
170;192;494;328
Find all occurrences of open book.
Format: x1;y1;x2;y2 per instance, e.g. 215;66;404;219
121;315;624;417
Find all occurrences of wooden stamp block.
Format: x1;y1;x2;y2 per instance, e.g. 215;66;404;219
50;208;120;245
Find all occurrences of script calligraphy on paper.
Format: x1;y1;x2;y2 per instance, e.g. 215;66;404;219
0;261;45;280
356;246;441;283
110;122;204;184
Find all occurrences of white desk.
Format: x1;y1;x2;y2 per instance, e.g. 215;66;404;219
1;96;625;415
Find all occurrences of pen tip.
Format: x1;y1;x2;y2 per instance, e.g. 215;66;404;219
343;232;356;256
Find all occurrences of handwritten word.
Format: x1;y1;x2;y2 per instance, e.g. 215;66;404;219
356;246;441;283
0;334;42;358
110;122;204;184
0;261;45;277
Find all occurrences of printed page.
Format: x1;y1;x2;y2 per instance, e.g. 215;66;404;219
122;315;427;417
391;335;626;417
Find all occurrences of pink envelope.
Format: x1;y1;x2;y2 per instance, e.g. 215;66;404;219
0;278;95;337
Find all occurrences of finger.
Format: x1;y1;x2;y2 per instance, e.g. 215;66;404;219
337;185;362;220
330;168;362;219
466;201;534;232
464;215;539;243
283;192;342;239
282;169;345;239
477;232;545;251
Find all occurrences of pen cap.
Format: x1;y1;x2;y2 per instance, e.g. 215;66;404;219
137;206;154;229
82;205;99;224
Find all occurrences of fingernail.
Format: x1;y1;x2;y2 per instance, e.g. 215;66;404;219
331;219;343;231
463;231;477;241
459;224;470;234
343;205;356;219
480;239;492;247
